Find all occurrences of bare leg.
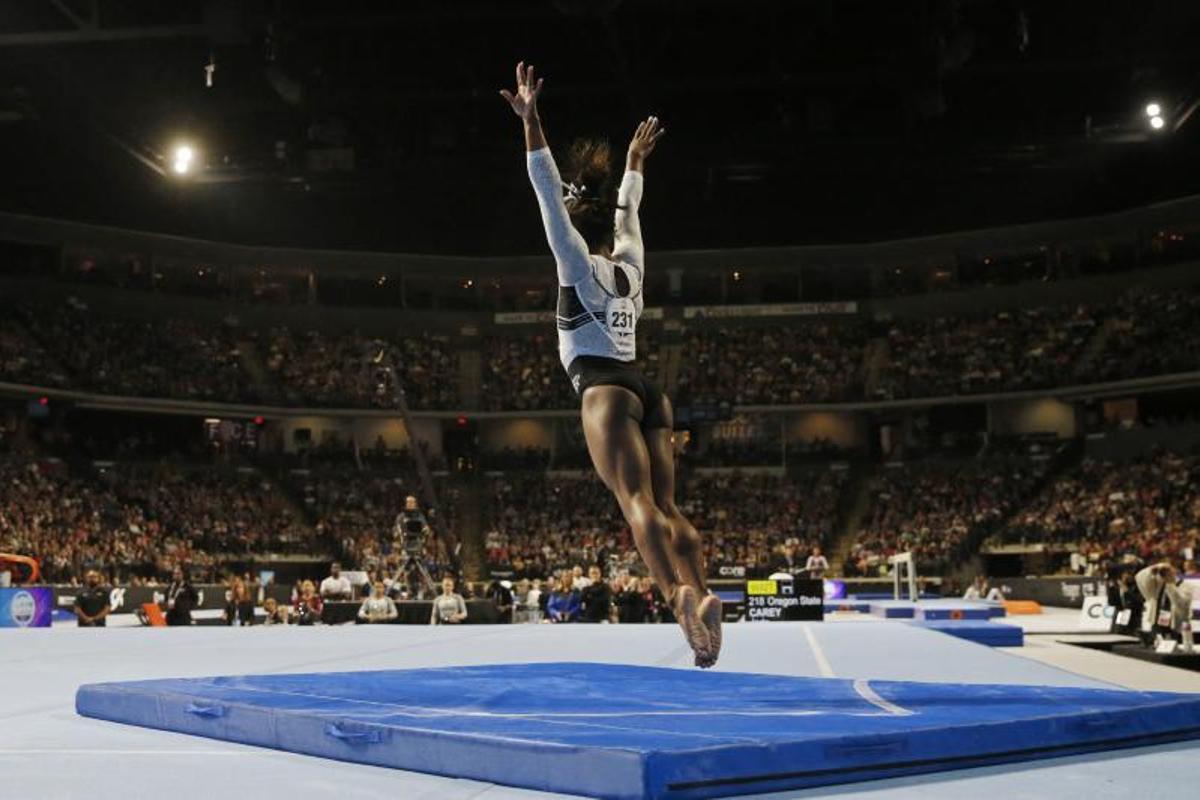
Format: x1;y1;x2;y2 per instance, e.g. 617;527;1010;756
644;396;721;666
580;386;709;662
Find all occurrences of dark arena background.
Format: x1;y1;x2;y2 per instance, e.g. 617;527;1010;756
2;2;1200;798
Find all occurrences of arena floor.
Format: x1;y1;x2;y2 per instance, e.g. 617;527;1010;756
5;614;1199;799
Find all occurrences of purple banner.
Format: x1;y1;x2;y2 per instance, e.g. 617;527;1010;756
0;587;54;627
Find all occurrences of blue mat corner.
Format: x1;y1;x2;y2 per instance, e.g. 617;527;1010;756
77;662;1200;799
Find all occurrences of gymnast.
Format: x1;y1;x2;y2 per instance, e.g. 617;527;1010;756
500;62;721;667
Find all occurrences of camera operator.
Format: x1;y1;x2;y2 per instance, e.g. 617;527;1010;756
1135;562;1196;645
394;495;435;598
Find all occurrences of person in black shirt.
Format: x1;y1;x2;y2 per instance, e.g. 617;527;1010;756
579;565;613;623
74;570;111;628
165;566;199;626
614;574;647;623
485;578;515;623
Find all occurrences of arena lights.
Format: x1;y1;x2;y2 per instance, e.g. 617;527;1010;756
1144;102;1167;132
171;144;196;175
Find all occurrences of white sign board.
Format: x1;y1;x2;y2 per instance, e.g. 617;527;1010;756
1078;596;1114;632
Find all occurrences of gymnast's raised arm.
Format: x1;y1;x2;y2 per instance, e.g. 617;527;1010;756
500;61;591;284
614;116;665;270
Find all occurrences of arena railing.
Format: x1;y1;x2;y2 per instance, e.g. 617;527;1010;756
2;369;1198;419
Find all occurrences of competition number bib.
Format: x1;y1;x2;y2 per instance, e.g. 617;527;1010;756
605;296;637;359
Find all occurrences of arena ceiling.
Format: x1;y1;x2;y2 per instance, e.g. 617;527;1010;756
0;0;1199;253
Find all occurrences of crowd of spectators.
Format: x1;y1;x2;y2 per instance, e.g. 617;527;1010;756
997;449;1200;568
263;328;458;409
682;437;782;467
0;459;310;585
107;466;314;554
481;332;575;411
10;299;255;402
3;288;1199;410
1085;289;1200;383
484;474;632;580
481;329;662;411
676;322;865;406
848;459;1045;574
874;305;1098;400
483;468;846;580
681;470;846;576
293;470;457;578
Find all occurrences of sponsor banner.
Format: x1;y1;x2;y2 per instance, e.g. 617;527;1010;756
683;301;857;320
0;587;53;627
745;577;824;621
1079;595;1115;632
823;579;847;600
496;308;663;325
997;577;1104;609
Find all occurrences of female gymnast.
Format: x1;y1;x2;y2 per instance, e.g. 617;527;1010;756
501;62;722;667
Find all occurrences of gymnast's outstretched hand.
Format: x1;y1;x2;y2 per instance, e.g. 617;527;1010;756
499;61;544;121
627;116;666;173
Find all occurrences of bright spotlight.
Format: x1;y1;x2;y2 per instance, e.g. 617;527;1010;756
1145;103;1162;118
1150;115;1166;130
172;159;190;174
174;145;194;163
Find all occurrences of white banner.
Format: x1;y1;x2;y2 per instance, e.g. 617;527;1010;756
683;301;857;320
495;307;663;325
1078;595;1114;632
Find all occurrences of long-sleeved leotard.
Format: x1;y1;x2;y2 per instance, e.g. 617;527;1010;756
526;146;645;372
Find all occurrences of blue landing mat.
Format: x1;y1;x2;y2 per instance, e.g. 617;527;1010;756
909;620;1024;647
871;599;1005;619
914;604;992;621
76;663;1200;799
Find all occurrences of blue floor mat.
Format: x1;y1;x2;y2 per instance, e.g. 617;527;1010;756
76;663;1200;800
909;619;1025;647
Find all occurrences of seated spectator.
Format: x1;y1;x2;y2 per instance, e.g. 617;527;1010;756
294;580;324;625
430;576;467;624
262;597;290;625
545;573;581;623
222;576;255;626
486;578;515;623
963;575;1003;602
358;580;400;624
320;562;353;601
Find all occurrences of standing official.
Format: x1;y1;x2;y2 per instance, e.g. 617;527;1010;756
74;570;111;628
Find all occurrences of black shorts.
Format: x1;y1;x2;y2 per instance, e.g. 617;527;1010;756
568;355;671;429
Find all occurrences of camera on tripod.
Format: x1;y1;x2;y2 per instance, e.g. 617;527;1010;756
392;495;436;598
397;509;429;557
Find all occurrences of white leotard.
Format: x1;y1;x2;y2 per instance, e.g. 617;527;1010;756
526;147;645;373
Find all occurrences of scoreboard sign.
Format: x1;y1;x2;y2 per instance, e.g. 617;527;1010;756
745;578;824;622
